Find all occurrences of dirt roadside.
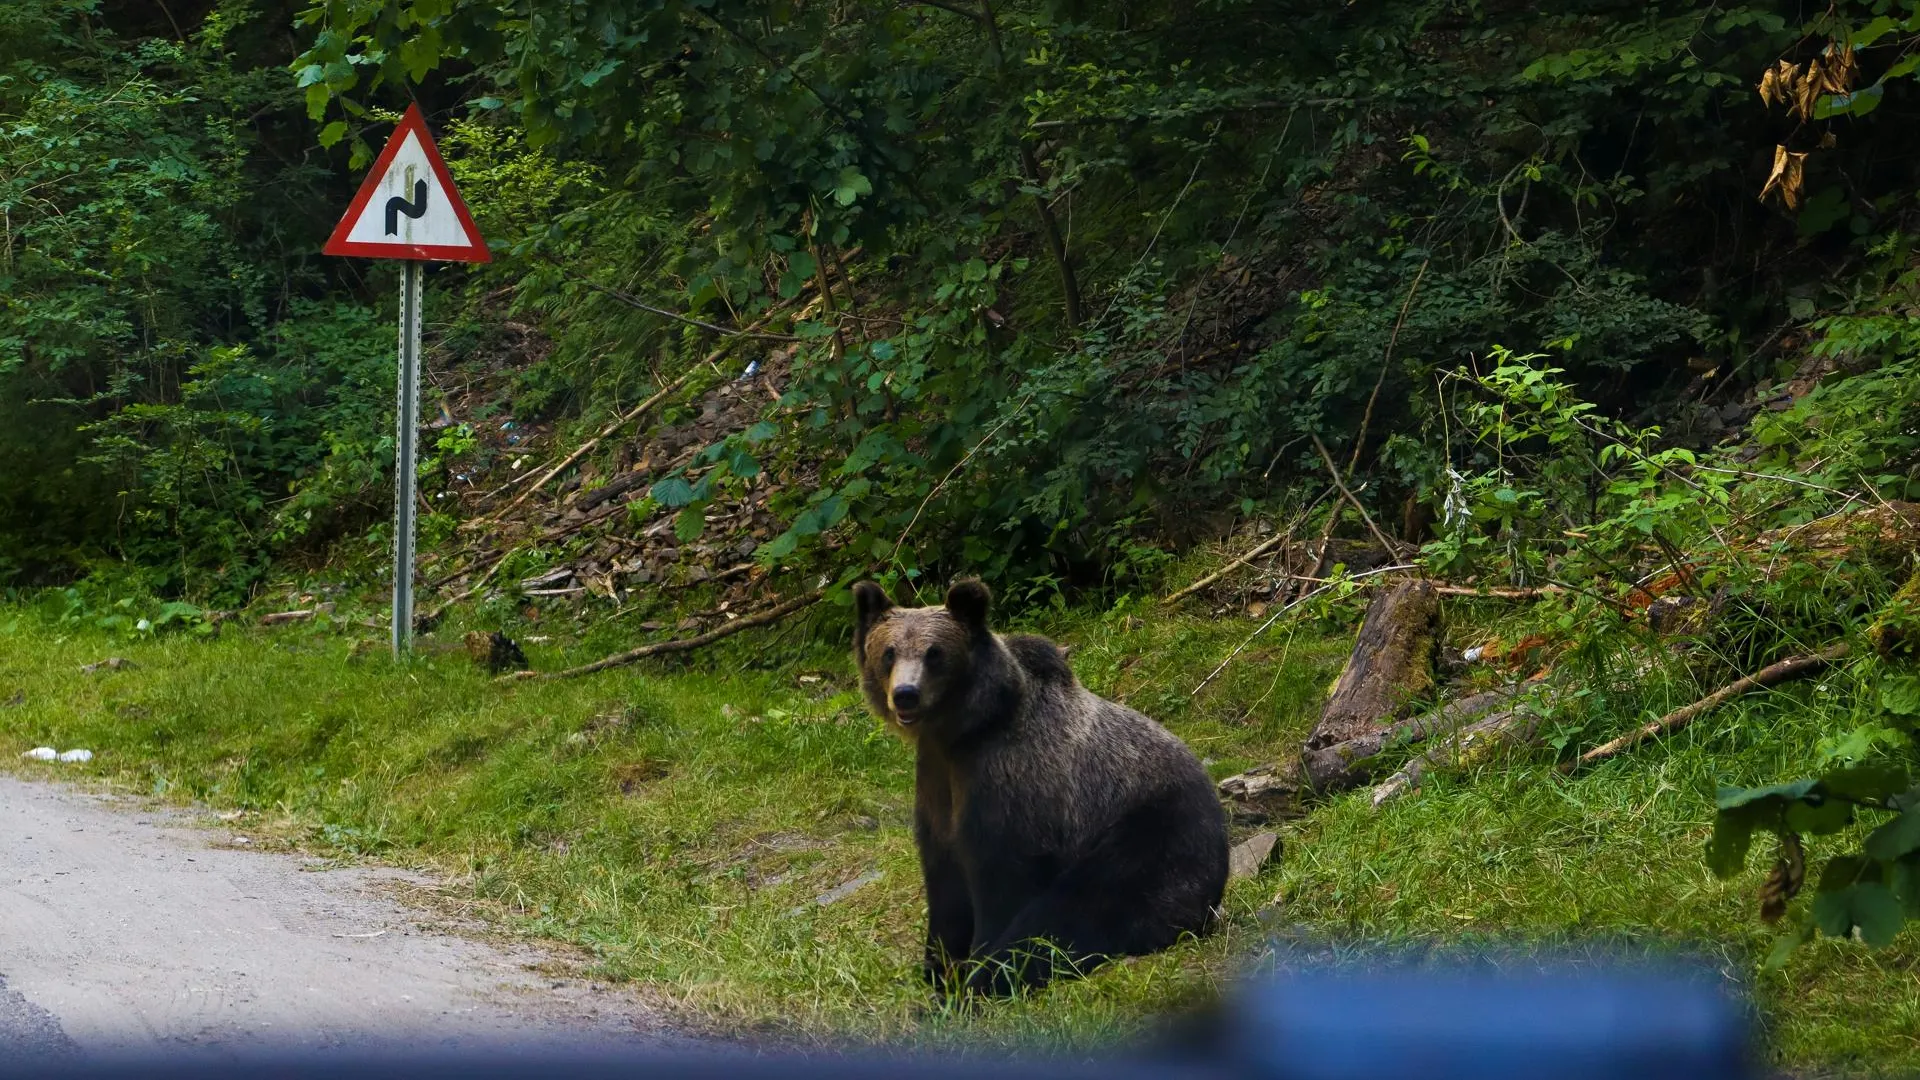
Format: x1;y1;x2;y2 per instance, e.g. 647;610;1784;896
0;774;700;1062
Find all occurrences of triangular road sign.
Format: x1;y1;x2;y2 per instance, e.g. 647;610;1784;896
323;103;490;263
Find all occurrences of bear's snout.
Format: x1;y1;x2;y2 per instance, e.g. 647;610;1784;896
891;682;922;717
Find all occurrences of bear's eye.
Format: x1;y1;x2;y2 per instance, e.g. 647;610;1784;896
924;645;944;666
881;646;896;667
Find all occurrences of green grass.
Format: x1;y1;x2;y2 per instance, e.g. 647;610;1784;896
0;596;1344;1051
1280;669;1920;1078
4;593;1920;1073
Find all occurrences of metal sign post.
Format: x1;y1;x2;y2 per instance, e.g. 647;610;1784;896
392;260;424;657
321;103;490;658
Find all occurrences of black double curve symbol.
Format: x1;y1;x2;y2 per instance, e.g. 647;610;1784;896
385;178;429;235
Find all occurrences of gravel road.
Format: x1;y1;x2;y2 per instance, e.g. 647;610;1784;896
0;775;695;1062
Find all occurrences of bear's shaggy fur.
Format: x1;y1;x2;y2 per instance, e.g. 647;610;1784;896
853;578;1228;997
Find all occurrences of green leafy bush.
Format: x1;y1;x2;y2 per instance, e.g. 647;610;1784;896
1710;665;1920;965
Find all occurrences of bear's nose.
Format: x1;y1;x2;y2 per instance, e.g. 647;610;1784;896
891;684;921;712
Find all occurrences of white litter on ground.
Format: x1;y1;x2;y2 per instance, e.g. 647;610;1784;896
20;747;92;763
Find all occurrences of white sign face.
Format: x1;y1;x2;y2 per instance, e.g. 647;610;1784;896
323;103;489;263
341;130;477;249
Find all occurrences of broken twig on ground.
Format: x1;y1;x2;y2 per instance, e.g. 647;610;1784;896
508;591;824;681
1430;584;1567;599
1191;562;1418;697
1566;642;1849;771
1163;498;1325;606
259;607;328;626
416;549;514;630
1310;434;1403;558
495;372;692;517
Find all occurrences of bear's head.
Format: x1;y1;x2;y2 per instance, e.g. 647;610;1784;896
852;578;991;737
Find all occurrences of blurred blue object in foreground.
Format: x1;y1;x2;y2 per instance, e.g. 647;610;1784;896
1184;960;1753;1080
4;956;1757;1079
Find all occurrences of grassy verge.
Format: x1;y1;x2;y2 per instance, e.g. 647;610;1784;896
3;592;1919;1072
0;595;1344;1052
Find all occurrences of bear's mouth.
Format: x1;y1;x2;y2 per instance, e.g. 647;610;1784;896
892;707;922;725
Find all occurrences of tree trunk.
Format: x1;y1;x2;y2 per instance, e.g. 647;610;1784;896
1304;579;1440;751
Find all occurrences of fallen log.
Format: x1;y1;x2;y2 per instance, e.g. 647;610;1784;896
1304;579;1440;750
1565;642;1848;771
1355;505;1910;807
1189;562;1419;697
1369;691;1556;809
1752;501;1920;564
506;591;823;681
1368;643;1848;804
1217;765;1303;825
1301;677;1543;794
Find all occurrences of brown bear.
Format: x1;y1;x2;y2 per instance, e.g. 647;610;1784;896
853;577;1229;998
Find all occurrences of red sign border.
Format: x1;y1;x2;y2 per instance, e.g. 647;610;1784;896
322;102;490;263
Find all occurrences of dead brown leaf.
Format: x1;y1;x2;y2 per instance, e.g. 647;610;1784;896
1794;61;1822;120
1759;145;1809;209
1758;832;1805;924
1757;60;1790;106
1821;42;1858;94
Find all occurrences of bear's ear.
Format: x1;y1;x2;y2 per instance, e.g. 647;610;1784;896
852;582;894;661
944;578;991;634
